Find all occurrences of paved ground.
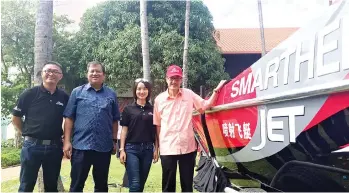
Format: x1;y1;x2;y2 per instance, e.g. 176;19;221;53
1;165;21;182
1;159;69;182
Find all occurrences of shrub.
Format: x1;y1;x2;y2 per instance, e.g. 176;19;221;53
1;139;15;148
1;147;21;168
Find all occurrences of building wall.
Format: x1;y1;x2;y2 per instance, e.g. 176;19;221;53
118;97;134;112
1;121;15;140
223;53;261;79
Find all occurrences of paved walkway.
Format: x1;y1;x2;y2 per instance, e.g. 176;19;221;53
1;159;69;182
1;165;21;182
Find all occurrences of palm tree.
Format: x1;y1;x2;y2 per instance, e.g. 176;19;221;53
257;0;266;56
182;0;190;88
140;0;151;81
34;0;53;85
34;0;64;191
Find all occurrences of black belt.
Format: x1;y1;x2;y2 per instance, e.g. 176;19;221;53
24;136;61;145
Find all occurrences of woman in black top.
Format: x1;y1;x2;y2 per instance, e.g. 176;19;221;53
119;78;159;192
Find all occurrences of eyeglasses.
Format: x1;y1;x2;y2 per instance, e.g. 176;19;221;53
168;77;182;81
88;69;103;74
43;69;62;75
135;78;149;83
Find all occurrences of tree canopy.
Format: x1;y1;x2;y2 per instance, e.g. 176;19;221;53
1;0;84;116
1;0;229;116
76;0;229;94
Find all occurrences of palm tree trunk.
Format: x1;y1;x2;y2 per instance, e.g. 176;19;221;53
14;132;22;148
257;0;266;56
34;0;53;85
140;0;151;81
34;0;64;192
182;0;190;88
37;169;64;192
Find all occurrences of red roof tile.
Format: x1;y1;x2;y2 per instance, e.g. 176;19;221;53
213;28;298;54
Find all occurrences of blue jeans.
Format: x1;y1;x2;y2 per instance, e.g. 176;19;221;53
18;139;63;192
69;149;111;192
125;142;153;192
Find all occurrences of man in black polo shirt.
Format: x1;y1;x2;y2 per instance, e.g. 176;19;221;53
12;61;69;192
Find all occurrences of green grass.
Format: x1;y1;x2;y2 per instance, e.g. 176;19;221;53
1;156;197;192
1;179;20;192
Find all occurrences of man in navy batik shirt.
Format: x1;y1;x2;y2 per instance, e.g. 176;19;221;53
63;61;120;192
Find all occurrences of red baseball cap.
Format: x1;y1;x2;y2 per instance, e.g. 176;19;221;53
166;65;183;78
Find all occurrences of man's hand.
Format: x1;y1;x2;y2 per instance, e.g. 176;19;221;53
16;130;22;136
112;142;117;155
12;116;23;134
153;148;159;163
120;151;126;165
214;80;227;93
63;141;72;159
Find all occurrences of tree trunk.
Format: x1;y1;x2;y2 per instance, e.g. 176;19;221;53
37;168;44;192
34;0;64;192
140;0;151;81
257;0;266;56
57;176;65;192
182;0;190;88
34;0;53;86
14;131;22;148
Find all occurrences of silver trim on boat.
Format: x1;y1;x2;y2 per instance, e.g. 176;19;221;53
193;79;349;115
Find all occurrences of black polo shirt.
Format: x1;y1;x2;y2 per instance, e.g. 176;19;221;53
120;102;156;143
12;84;69;140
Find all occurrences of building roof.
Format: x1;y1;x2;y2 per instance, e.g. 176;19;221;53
213;28;299;54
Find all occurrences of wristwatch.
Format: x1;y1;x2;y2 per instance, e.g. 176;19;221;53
119;148;124;152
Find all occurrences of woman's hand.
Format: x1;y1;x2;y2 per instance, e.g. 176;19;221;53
153;148;159;163
120;150;126;165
